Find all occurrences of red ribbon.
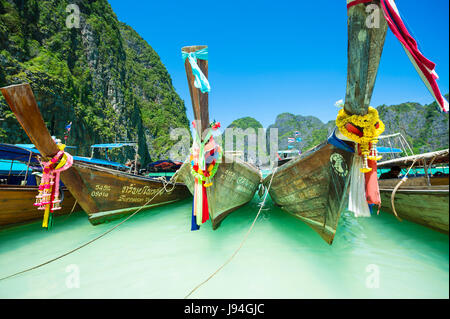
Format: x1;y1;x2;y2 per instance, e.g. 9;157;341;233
347;0;373;9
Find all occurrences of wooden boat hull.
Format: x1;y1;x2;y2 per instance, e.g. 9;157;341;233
263;143;354;244
379;177;449;234
0;185;79;227
177;154;262;229
71;162;191;225
1;83;192;226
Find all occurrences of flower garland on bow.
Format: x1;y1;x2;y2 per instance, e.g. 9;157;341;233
336;106;385;172
189;120;223;230
335;103;385;216
34;143;73;229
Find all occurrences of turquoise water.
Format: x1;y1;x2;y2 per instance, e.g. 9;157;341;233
0;193;448;299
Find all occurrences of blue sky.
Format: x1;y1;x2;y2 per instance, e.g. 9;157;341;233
108;0;449;128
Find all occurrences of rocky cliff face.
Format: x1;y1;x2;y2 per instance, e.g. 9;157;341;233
0;0;190;166
377;95;449;154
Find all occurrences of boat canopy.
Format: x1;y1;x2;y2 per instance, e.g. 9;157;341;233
147;160;183;167
378;149;449;168
15;144;77;151
0;143;128;170
377;147;402;154
90;143;136;149
72;156;128;169
0;144;40;164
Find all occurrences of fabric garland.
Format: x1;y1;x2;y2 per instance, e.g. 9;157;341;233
34;144;73;229
348;0;448;112
189;121;222;230
380;0;448;113
336;106;384;217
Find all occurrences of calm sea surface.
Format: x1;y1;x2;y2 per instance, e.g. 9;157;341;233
0;190;448;298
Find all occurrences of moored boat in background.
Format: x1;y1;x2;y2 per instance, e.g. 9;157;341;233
0;144;79;227
378;148;449;234
1;83;192;226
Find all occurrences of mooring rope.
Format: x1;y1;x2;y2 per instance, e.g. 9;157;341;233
0;174;180;282
59;200;78;223
390;158;418;221
184;165;278;299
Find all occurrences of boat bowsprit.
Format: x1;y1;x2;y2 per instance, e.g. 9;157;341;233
264;0;389;244
178;45;262;230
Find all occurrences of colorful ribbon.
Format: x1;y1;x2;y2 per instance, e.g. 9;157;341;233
35;145;73;229
182;48;210;93
189;122;222;230
380;0;448;112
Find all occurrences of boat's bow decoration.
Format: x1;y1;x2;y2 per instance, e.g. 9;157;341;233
34;143;73;229
179;45;261;230
182;47;211;94
189;120;223;230
342;0;388;217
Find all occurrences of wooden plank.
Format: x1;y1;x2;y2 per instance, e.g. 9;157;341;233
73;162;191;223
182;45;210;139
345;0;388;115
0;186;79;227
178;153;262;229
263;144;353;244
380;190;449;234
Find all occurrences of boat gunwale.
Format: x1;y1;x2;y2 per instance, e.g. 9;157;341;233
72;161;187;186
262;140;327;184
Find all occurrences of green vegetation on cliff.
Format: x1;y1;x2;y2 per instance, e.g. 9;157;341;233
228;97;449;159
0;0;190;166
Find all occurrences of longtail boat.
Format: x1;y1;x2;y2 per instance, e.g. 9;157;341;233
263;0;388;244
378;149;449;234
1;83;191;225
0;144;79;227
177;45;262;230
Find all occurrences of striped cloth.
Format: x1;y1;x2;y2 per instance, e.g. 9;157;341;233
380;0;448;112
347;0;448;112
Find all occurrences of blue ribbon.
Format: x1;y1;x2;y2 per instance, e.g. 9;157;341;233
182;48;211;93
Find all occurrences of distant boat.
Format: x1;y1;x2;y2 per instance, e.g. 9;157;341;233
263;2;388;244
1;83;191;226
377;148;449;234
0;143;79;227
276;150;301;167
177;45;262;229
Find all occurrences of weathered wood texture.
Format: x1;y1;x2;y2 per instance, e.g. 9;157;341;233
74;163;191;224
379;177;449;234
1;83;100;214
0;185;80;227
345;0;388;115
182;45;209;139
181;45;262;228
263;143;354;244
178;154;262;229
1;83;192;225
